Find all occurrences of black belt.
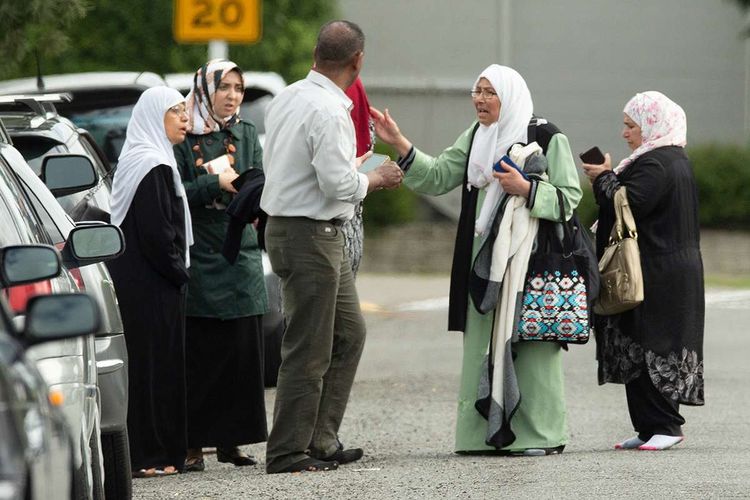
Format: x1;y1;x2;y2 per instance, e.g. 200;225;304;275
268;216;345;227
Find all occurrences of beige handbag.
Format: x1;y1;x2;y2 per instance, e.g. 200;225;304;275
594;187;644;315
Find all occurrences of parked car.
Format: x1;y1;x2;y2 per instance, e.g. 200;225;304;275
0;243;102;500
0;72;167;166
0;73;288;387
0;94;133;500
0;121;125;499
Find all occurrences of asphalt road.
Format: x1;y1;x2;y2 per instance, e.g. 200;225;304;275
133;275;750;499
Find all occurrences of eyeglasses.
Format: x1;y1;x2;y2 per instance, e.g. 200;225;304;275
470;89;498;99
168;105;189;118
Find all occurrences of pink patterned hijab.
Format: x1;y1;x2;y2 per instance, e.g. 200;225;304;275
614;91;687;174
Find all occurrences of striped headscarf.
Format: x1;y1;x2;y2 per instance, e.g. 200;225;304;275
185;59;245;135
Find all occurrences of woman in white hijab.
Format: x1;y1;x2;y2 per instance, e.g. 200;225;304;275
109;86;193;477
371;64;582;455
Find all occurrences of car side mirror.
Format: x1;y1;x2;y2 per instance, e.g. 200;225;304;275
0;245;61;288
23;293;101;345
60;224;125;269
41;154;98;197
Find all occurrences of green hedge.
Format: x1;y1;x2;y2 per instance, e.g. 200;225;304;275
362;143;418;229
688;144;750;229
363;143;750;231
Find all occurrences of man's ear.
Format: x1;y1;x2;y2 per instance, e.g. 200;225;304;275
352;51;364;72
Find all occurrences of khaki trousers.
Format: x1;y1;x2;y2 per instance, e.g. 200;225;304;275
264;216;366;472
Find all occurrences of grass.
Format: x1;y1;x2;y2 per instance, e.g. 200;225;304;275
705;274;750;289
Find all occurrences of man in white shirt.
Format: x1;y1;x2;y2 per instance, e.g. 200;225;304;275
261;20;403;474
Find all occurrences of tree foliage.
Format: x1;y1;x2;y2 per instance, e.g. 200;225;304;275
2;0;337;83
0;0;90;78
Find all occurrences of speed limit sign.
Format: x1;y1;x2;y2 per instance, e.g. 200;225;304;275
173;0;262;43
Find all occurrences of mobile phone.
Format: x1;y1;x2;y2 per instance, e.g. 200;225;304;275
358;153;390;173
493;155;529;180
579;146;606;164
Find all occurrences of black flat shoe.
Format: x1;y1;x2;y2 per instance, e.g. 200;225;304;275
183;457;205;472
217;447;257;466
268;457;338;474
312;447;363;465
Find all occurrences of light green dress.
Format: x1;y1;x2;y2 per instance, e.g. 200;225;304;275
403;122;582;452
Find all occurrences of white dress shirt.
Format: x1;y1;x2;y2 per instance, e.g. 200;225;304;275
260;70;369;221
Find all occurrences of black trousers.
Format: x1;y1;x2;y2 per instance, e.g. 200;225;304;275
626;370;685;440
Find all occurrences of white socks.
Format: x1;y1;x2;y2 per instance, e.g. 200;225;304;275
638;434;684;451
615;434;684;450
614;436;645;449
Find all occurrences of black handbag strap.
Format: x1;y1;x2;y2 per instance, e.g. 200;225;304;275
548;188;574;256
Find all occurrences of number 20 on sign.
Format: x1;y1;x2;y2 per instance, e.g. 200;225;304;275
173;0;262;43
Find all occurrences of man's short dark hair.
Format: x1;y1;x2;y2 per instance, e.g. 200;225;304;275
314;20;365;71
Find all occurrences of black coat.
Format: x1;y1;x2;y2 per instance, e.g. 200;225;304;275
593;146;705;406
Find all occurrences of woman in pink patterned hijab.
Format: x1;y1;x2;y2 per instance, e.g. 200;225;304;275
614;91;687;174
583;91;704;453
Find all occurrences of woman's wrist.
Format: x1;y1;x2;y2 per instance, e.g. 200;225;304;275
395;137;413;158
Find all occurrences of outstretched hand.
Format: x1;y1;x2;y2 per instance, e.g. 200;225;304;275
369;106;412;157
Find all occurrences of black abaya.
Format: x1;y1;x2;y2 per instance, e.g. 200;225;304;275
107;164;190;471
185;315;267;448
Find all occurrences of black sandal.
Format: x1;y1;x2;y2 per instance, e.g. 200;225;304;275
217;447;257;467
184;456;205;472
270;457;339;474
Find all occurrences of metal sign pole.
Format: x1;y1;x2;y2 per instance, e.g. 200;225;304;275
208;40;228;61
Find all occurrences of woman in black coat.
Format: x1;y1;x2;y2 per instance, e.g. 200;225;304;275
582;91;705;452
109;86;193;476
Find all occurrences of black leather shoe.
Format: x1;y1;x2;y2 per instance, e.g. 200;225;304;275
217;447;257;466
315;447;363;465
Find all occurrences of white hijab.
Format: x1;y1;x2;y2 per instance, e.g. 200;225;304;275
110;86;194;267
467;64;534;235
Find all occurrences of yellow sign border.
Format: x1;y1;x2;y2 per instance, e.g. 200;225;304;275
173;0;262;44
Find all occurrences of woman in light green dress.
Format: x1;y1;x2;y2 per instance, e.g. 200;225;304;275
371;64;582;454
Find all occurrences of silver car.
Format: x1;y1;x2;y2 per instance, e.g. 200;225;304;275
0;244;103;500
0;94;132;500
0;124;125;499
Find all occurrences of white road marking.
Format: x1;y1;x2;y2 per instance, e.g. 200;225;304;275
387;290;750;313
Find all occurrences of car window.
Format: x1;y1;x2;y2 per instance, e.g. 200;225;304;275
11;174;65;245
69;105;133;165
0;157;48;246
240;94;273;135
11;135;108;215
10;136;66;176
66;138;112;213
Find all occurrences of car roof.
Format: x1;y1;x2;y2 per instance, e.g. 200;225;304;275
0;72;167;115
0;71;166;94
0;95;80;145
164;71;286;96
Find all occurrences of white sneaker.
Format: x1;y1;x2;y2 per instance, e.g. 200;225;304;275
614;436;645;450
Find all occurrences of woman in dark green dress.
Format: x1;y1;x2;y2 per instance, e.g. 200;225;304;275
173;60;268;471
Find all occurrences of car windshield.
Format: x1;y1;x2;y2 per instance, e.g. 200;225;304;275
69;105;133;166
